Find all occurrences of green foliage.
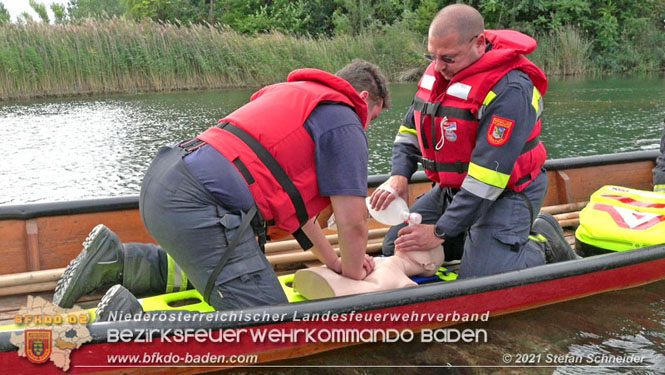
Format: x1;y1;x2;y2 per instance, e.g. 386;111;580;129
401;0;441;35
51;4;68;24
17;12;34;24
67;0;127;20
0;3;10;26
29;0;50;23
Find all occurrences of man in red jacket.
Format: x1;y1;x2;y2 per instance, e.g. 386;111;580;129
370;4;578;279
55;60;391;316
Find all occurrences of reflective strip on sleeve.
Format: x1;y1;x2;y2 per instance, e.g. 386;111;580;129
395;126;420;147
467;162;511;189
655;184;665;193
477;90;497;120
483;90;497;107
461;174;505;200
532;87;543;119
398;125;417;136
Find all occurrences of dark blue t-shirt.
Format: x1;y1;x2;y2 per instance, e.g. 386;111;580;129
184;104;369;211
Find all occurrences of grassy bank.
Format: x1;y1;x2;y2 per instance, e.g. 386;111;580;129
0;18;424;100
0;18;658;101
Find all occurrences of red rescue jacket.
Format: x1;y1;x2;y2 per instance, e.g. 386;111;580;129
415;30;547;191
197;69;368;233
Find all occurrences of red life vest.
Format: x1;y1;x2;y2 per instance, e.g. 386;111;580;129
415;30;548;192
197;69;368;233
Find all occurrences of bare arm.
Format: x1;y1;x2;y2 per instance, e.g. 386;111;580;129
332;195;372;280
301;217;342;273
302;195;372;280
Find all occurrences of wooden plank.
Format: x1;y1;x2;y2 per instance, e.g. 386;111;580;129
0;220;29;275
35;209;156;272
25;219;40;271
556;170;573;204
542;160;654;206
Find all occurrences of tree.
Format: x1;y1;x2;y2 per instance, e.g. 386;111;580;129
0;2;10;25
124;0;206;24
29;0;50;23
17;12;35;24
67;0;127;19
51;3;68;24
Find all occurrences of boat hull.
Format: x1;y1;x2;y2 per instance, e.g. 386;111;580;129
1;243;664;373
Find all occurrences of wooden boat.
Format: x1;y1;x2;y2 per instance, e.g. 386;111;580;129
0;150;662;373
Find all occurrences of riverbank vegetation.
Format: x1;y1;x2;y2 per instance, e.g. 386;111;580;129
0;0;663;100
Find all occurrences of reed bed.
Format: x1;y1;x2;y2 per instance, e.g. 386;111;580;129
0;19;622;100
530;27;594;76
0;18;423;100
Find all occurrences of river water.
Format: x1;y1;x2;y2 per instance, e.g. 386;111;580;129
1;76;664;205
1;76;665;372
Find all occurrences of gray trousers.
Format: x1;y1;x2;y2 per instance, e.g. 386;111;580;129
382;171;548;279
133;145;287;310
121;242;175;296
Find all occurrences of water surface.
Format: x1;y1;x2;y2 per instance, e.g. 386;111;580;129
1;76;663;205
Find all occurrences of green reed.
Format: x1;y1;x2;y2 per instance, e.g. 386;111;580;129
0;18;424;100
0;18;636;100
530;26;594;76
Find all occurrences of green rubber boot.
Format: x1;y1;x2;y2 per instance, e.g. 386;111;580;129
53;224;125;308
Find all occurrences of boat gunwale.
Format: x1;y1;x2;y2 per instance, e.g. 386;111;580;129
1;241;664;351
0;150;659;220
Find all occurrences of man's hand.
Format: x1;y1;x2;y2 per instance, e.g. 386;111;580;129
362;254;375;276
394;224;444;252
369;175;409;210
328;257;343;273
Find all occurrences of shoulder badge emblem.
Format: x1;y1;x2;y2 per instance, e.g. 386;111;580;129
487;116;515;146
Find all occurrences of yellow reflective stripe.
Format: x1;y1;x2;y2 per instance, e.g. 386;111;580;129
166;255;175;293
483;91;497;107
398;125;417;136
531;87;542;115
467;162;510;189
529;234;547;243
180;270;188;292
655;184;665;193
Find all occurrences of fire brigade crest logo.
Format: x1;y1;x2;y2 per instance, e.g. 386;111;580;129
487;116;514;146
11;296;92;371
25;329;52;364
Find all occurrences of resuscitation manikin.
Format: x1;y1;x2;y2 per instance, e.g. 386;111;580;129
292;185;444;300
